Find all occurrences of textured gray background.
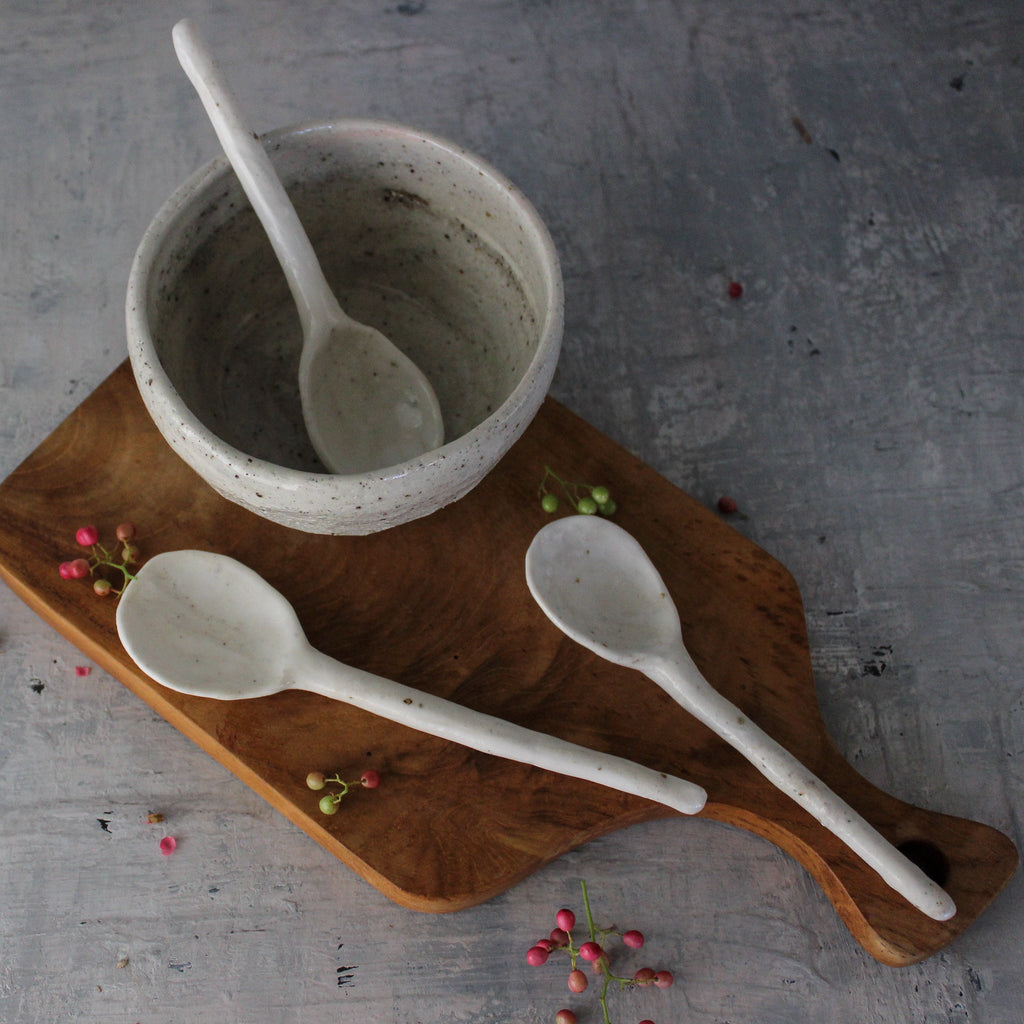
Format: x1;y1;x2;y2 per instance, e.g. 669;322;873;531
1;2;1022;1022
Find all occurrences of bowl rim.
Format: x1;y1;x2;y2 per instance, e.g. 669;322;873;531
125;117;564;487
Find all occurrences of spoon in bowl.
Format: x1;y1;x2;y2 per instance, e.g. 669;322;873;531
525;515;957;922
172;19;444;474
115;549;708;816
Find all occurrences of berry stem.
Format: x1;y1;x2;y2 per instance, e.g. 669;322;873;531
580;879;598;942
579;881;615;1024
87;540;139;594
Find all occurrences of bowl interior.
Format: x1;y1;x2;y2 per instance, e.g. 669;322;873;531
144;122;556;471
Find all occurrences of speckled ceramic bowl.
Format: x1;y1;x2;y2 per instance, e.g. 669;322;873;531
126;120;562;534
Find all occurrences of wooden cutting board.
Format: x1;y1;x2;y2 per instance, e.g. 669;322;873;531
0;360;1016;967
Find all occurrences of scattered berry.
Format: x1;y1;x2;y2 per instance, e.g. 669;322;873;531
728;279;743;299
74;665;91;677
717;495;738;514
159;836;177;856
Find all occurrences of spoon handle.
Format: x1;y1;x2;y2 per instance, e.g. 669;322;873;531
172;19;341;332
646;650;957;922
294;645;707;815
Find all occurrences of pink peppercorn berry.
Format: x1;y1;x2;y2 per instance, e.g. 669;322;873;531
622;929;645;949
728;279;743;299
634;967;656;985
717;495;738;514
59;558;91;580
578;941;603;962
360;769;381;789
76;525;100;547
654;970;674;989
116;521;136;542
526;945;550;966
567;969;588;993
549;927;569;946
555;1011;578;1024
555;908;575;931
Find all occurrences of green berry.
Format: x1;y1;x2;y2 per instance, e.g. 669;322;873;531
590;485;610;505
541;493;560;514
577;497;598;515
306;771;326;791
598;498;617;516
318;794;339;815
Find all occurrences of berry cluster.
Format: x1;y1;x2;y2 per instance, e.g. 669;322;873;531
306;769;380;815
526;881;674;1024
539;466;617;517
59;523;140;597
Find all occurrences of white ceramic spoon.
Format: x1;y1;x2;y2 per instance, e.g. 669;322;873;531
172;19;444;474
525;515;957;922
115;550;707;816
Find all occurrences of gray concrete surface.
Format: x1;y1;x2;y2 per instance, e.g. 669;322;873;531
2;2;1022;1022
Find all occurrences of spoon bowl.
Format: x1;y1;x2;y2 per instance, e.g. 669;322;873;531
172;19;443;474
116;550;707;816
525;515;957;922
525;513;684;663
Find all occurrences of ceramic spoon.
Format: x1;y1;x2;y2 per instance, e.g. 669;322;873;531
115;549;708;816
524;515;957;922
172;19;444;474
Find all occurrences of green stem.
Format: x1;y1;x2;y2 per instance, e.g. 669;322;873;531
579;881;614;1024
88;543;139;595
542;466;586;510
580;879;597;940
598;972;613;1024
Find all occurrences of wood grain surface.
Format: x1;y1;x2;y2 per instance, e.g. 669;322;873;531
0;360;1015;967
